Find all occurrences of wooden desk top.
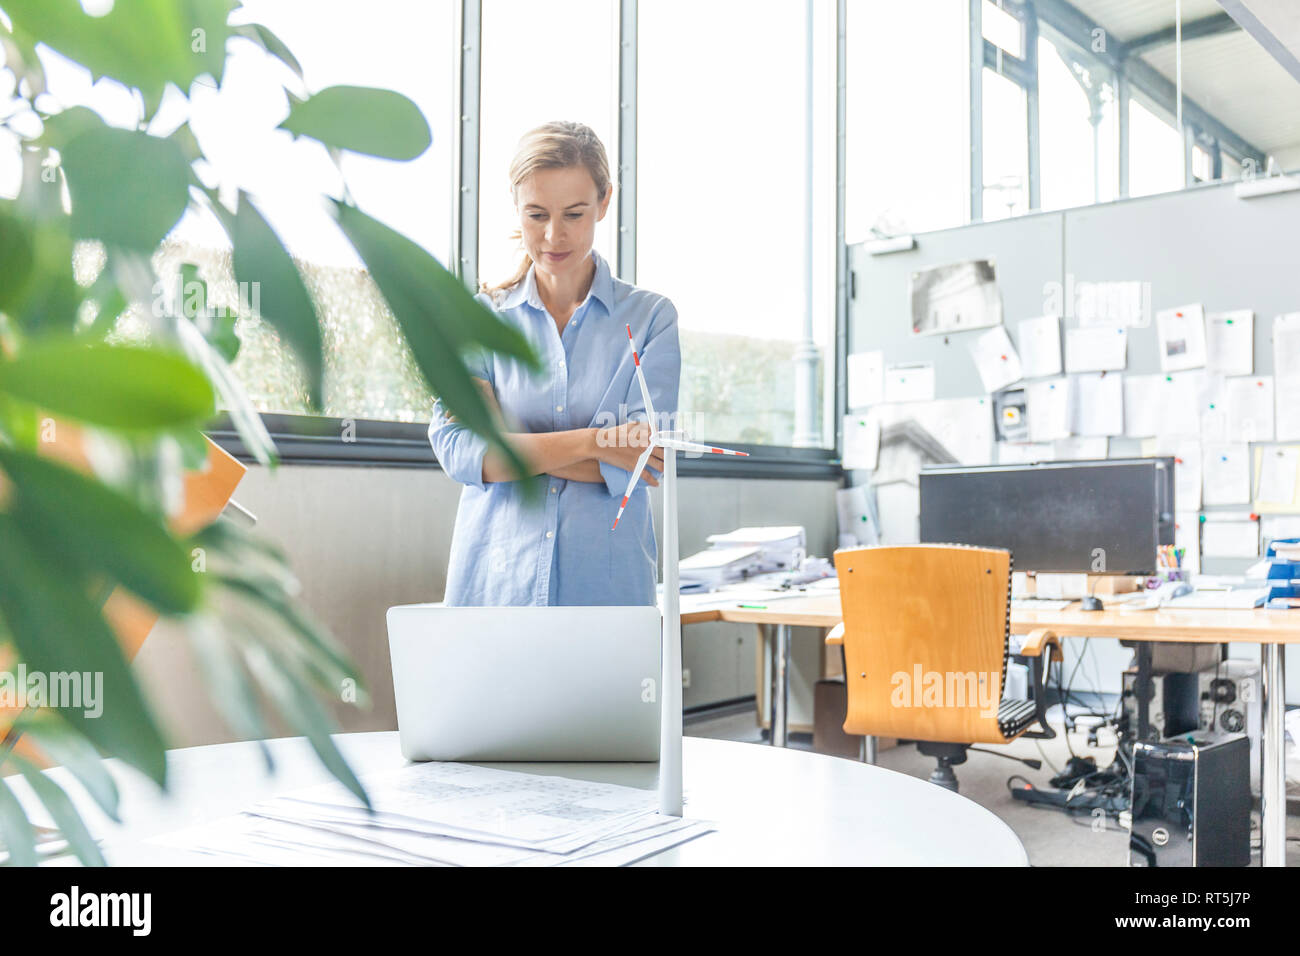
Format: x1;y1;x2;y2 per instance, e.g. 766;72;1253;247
679;591;1300;643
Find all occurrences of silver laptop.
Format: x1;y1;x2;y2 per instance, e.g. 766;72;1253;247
386;604;662;762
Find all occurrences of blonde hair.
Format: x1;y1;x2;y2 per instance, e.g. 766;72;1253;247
480;121;612;299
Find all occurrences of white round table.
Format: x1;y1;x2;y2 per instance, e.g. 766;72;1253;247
50;732;1026;866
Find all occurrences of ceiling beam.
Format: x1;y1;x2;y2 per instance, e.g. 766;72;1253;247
1124;11;1239;57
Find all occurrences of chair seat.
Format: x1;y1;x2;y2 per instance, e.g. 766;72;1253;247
997;698;1038;738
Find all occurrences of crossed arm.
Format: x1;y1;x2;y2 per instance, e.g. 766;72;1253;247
466;379;663;486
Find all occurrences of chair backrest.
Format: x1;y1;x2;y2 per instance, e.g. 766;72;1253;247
833;544;1011;745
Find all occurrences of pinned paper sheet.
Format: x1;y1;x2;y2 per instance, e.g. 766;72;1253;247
1255;445;1300;512
1274;314;1300;442
1064;326;1127;373
969;326;1023;393
1017;315;1062;378
1225;376;1274;443
1263;514;1300;548
1199;375;1228;443
997;441;1053;464
1144;437;1202;511
1054;437;1108;460
847;350;884;410
1202;443;1251;506
993;387;1028;442
1151;371;1206;438
1174;512;1201;574
1156;304;1207;373
1201;518;1259;559
842;414;881;470
1124;374;1161;437
1206;310;1254;376
1069;373;1123;436
1025;378;1071;442
884;362;936;404
871;397;993;466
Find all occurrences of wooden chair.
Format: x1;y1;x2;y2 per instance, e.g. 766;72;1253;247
826;544;1062;791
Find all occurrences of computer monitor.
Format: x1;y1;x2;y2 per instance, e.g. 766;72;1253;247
918;458;1175;575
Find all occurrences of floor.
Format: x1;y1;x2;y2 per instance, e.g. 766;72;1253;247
685;704;1300;867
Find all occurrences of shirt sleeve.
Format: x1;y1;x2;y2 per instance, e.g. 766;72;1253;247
599;297;682;498
428;324;494;492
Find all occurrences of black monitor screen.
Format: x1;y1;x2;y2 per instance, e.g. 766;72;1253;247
918;458;1174;575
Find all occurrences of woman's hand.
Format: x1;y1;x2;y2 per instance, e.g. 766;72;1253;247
594;420;665;478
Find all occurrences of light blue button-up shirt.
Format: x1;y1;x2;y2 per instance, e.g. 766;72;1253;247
429;249;680;607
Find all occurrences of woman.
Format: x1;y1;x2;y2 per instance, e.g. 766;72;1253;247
429;121;680;607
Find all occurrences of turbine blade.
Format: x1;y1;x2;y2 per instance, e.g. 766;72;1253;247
626;324;658;433
659;437;749;457
611;443;658;530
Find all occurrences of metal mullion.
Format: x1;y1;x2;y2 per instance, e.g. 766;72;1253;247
453;0;482;290
617;0;637;283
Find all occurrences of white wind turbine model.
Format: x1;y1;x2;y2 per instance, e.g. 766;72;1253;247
612;324;749;816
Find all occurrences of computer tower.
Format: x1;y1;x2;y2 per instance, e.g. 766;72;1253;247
1129;733;1251;867
1196;660;1261;793
1121;667;1199;741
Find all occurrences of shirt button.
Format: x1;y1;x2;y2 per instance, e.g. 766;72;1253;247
546;531;554;538
555;404;563;412
550;486;558;494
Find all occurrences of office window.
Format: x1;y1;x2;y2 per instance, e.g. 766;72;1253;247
1221;151;1243;181
1038;36;1116;211
1191;143;1213;184
846;0;968;240
477;0;618;295
981;1;1022;59
33;0;459;423
639;0;837;448
1128;97;1183;198
981;67;1027;220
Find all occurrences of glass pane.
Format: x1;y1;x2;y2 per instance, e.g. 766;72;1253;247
1128;97;1183;198
981;67;1027;220
1038;35;1116;211
846;0;968;239
639;0;837;448
478;0;617;293
982;1;1023;59
34;0;459;423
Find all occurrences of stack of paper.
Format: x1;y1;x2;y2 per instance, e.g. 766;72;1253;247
678;544;764;591
151;762;712;867
705;526;806;573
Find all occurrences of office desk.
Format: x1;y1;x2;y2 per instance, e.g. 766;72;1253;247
680;588;1297;866
35;732;1026;866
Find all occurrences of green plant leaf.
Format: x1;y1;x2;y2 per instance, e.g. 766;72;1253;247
230;193;323;408
230;22;303;78
20;715;121;823
187;617;274;772
0;340;215;431
240;641;370;810
0;214;82;337
333;203;538;485
0;204;35;313
36;105;104;151
60;126;191;251
0;516;168;787
216;575;363;700
0;776;38;868
2;0;231;105
0;446;200;614
9;753;105;866
279;85;431;160
85;286;128;340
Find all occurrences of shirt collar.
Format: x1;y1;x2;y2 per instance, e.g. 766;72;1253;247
499;249;613;315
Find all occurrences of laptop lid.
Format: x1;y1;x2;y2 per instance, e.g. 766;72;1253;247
386;605;662;762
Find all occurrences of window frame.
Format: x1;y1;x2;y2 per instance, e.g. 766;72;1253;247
207;0;846;481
